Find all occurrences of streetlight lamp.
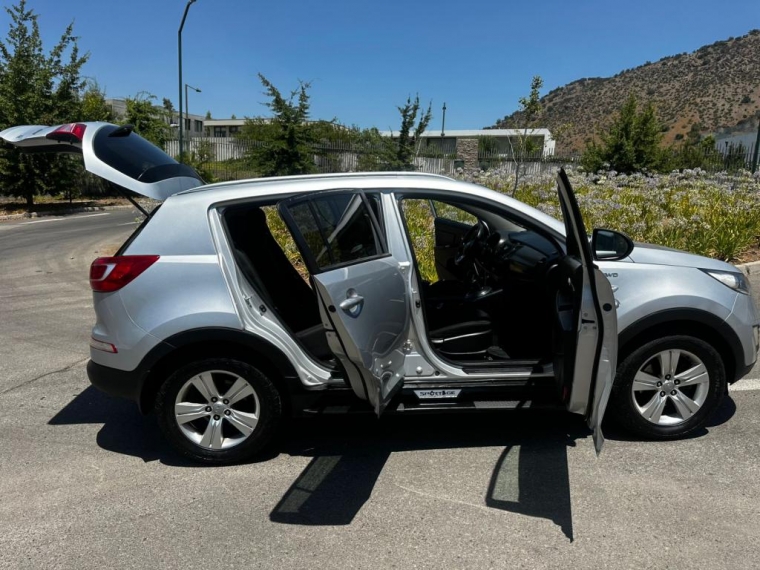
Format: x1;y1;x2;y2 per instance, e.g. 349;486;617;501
178;0;198;162
185;84;201;143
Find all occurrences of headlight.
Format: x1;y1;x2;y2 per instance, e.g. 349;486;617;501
700;269;750;295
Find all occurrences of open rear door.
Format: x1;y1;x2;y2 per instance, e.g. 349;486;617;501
278;190;411;415
0;122;202;200
554;169;617;454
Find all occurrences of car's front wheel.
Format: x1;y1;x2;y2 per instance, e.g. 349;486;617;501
609;335;726;439
155;358;282;464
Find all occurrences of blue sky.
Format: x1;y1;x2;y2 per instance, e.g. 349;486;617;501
3;0;759;130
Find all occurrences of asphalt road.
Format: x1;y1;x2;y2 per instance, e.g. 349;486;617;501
1;211;759;569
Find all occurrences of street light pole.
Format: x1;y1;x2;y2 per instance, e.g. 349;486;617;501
178;0;197;163
185;84;201;146
441;102;447;137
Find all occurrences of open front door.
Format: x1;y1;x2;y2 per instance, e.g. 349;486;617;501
278;191;410;415
555;169;618;454
0;122;202;200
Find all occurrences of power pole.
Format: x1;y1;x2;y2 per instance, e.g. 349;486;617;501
178;0;197;163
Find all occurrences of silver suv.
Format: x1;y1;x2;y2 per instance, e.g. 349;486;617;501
3;122;758;464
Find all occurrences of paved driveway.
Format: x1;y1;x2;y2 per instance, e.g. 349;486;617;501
1;211;759;569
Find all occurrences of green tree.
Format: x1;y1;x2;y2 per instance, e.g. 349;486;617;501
72;82;114;202
81;79;113;121
162;97;174;114
123;92;170;147
184;138;215;182
0;0;88;207
241;73;319;177
582;94;665;174
354;126;388;172
390;95;432;171
665;123;725;171
204;110;212;135
357;95;432;172
505;75;544;194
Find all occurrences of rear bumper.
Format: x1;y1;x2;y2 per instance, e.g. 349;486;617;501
87;359;146;403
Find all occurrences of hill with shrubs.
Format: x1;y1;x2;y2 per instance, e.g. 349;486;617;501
492;30;760;152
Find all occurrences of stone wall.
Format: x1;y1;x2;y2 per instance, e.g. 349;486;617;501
455;137;479;170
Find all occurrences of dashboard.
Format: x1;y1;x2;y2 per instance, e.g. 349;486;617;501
479;229;562;282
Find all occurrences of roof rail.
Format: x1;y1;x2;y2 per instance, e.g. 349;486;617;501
188;171;454;193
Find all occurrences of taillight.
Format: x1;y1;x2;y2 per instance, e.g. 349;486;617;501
90;256;159;292
90;337;118;353
46;123;87;143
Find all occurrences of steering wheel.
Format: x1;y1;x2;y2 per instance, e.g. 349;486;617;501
454;220;487;267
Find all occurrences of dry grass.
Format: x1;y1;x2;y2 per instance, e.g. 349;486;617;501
0;196;129;215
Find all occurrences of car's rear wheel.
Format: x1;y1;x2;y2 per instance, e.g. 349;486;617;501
155;358;282;464
609;335;726;439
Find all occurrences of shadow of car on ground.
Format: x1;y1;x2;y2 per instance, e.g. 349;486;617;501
49;386;737;541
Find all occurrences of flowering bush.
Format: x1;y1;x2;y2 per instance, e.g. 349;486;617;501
265;167;760;283
466;167;760;262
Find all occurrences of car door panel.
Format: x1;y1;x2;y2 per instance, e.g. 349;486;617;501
587;268;617;453
278;191;411;415
313;258;408;413
555;169;617;454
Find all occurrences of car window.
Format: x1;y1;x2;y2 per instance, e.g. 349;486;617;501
92;125;201;182
432;200;478;225
261;205;309;282
399;198;437;283
283;192;387;272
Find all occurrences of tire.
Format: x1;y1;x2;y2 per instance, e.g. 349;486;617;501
609;335;726;439
155;358;282;464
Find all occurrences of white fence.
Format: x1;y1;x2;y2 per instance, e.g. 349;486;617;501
165;138;249;161
163;138;578;180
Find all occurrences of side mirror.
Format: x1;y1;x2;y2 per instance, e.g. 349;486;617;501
592;228;634;261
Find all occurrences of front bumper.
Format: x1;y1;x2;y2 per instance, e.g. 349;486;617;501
87;359;146;403
725;291;760;382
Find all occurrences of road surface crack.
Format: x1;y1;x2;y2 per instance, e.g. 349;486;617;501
0;357;89;395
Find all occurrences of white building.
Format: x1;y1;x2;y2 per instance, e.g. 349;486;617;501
379;128;556;156
202;118;247;138
714;128;759;153
105;98;206;137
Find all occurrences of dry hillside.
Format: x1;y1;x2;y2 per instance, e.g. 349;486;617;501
492;30;760;152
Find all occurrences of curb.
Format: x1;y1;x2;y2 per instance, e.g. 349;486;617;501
737;260;760;276
0;204;135;222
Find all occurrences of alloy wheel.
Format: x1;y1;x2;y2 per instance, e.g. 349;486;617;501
631;349;710;426
174;370;260;450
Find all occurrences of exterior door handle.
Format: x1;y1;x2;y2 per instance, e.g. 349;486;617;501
339;289;364;316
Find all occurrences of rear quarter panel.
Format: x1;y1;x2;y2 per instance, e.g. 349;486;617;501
117;255;242;341
117;197;242;344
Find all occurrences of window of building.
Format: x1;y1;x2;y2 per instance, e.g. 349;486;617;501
213;127;227;137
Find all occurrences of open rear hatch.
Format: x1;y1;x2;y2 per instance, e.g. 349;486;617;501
0;122;203;200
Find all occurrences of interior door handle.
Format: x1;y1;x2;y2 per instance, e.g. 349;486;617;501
339;291;364;314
